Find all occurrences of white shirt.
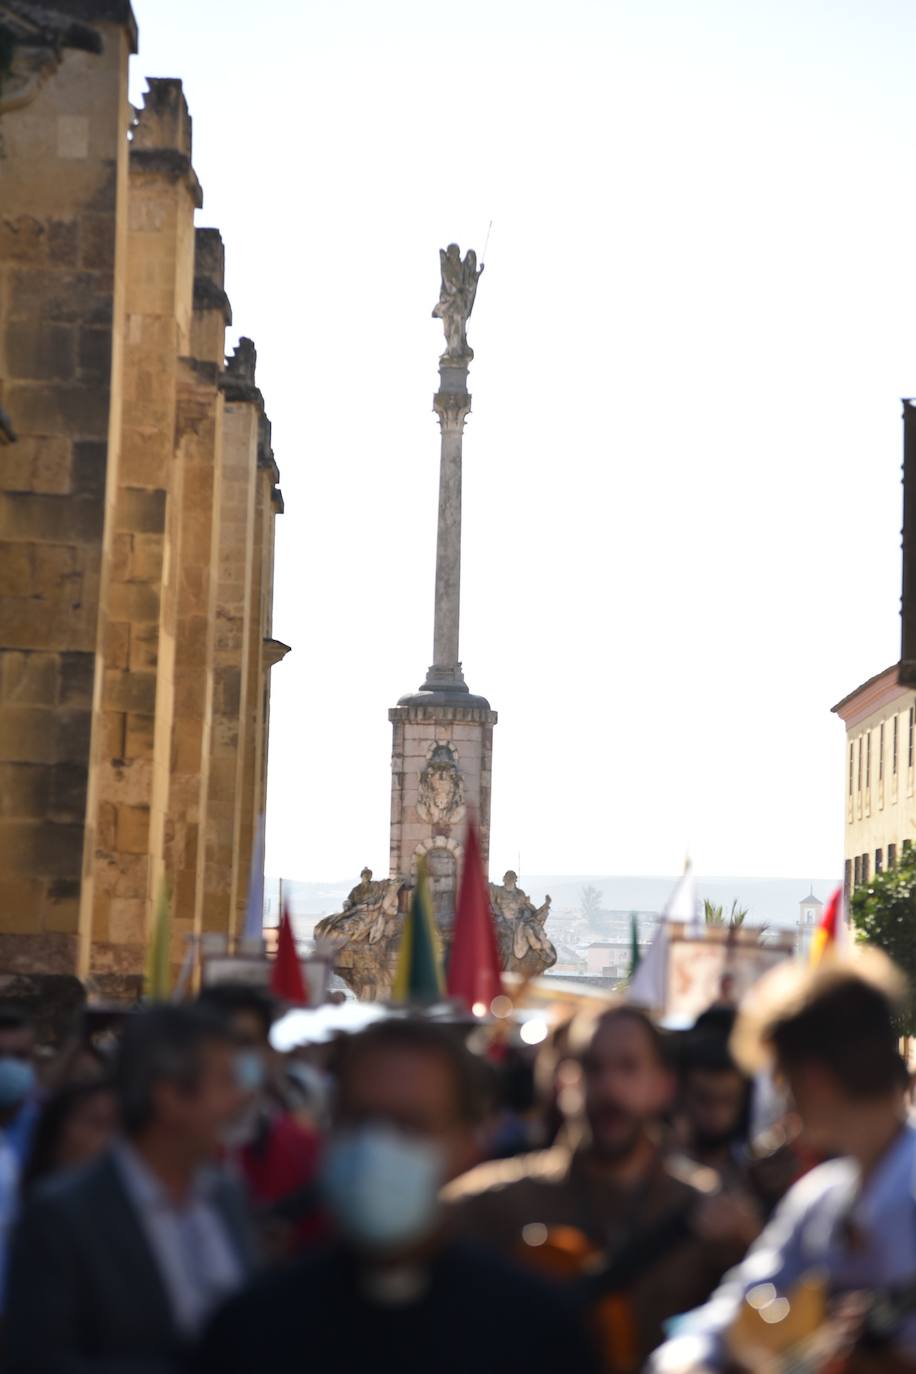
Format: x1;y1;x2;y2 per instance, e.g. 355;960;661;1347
114;1143;244;1337
653;1119;916;1369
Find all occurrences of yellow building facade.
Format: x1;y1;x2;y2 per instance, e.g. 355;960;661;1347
832;665;916;894
0;4;286;997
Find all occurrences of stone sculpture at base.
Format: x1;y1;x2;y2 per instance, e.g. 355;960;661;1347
489;872;557;977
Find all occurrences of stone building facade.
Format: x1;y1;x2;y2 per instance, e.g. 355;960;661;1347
832;663;916;897
0;3;286;997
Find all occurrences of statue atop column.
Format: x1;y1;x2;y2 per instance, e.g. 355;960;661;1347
489;871;557;977
432;244;484;362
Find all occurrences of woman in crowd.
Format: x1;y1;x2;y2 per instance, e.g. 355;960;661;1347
20;1080;117;1199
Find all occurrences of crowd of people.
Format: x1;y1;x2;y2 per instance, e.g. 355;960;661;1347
0;951;913;1372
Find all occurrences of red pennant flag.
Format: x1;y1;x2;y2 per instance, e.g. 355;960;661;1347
448;815;503;1014
271;904;308;1005
810;885;844;966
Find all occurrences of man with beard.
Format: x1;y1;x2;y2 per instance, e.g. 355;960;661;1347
444;1004;749;1371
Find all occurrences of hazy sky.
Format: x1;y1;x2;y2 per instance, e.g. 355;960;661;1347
131;0;916;885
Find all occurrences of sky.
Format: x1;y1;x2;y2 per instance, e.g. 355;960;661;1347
130;0;916;886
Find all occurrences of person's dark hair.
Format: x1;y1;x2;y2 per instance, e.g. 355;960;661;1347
20;1081;113;1198
570;1002;669;1069
0;1005;32;1035
336;1018;486;1126
114;1005;232;1136
197;984;276;1040
732;952;907;1099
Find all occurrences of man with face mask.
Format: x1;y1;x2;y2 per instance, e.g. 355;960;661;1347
194;1018;601;1374
197;985;323;1256
444;1003;748;1371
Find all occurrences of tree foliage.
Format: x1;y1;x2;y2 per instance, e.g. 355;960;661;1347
580;884;603;926
851;851;916;1035
703;898;749;928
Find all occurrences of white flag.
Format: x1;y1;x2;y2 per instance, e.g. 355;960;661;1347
628;865;697;1010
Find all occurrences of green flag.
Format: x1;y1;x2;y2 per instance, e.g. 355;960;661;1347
145;880;172;1001
391;858;444;1004
628;912;641;979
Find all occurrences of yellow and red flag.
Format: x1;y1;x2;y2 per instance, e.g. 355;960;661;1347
809;885;844;965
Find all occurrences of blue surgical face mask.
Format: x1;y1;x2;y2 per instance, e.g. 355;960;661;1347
0;1057;34;1110
234;1050;266;1095
321;1124;444;1251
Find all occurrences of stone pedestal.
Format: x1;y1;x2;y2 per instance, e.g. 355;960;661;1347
388;693;497;938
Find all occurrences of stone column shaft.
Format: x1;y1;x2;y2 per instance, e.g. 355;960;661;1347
422;365;471;693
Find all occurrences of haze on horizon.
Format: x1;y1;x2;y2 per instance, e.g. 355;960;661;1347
130;0;916;885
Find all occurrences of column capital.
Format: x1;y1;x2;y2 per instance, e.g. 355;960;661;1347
432;390;471;431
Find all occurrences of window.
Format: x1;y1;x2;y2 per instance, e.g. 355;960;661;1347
909;708;914;769
880;723;885;781
844;859;852;896
906;839;913;854
861;852;870;883
889;843;897;868
858;736;863;791
854;855;861;887
876;848;883;873
849;743;854;796
894;715;899;775
866;731;871;788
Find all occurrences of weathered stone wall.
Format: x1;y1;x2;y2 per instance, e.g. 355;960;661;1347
0;15;287;995
0;7;136;974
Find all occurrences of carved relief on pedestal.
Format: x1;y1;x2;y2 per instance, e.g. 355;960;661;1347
416;743;465;826
489;871;557;977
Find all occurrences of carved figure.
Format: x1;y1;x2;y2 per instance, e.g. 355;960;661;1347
416;745;465;826
432;243;484;362
489;871;556;976
342;867;386;911
315;871;403;999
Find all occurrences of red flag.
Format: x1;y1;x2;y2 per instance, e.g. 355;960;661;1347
448;815;503;1014
271;905;308;1005
810;885;844;965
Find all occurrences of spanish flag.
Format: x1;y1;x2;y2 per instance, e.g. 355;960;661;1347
809;885;844;965
391;858;444;1004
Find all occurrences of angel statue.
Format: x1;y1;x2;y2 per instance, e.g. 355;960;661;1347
432;243;484;362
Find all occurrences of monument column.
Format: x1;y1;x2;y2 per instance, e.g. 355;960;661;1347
423;365;470;692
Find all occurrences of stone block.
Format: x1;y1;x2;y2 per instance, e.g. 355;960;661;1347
116;487;166;535
0;215;47;264
1;436;72;494
130;534;163;583
97;800;117;850
103;669;156;715
56;710;91;765
127;621;158;673
8;267;111;326
80;215;116;273
103;621;130;671
77;326;112;383
71;440;107;497
4;381;108;439
0;706;57;763
5;320;76;382
48;221;79;268
35;822;84;880
0;493;103;545
31;544;79;598
58;653;95;707
107;898;145;944
109;533;132;581
118;804;150;855
0;763;50;818
48;762;88;822
107;581;160;622
100;710;126;761
0;545;32;596
124;713;155;760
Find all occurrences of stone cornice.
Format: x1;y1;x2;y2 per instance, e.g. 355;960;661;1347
40;0;138;52
129;147;203;209
193;276;232;325
389;703;498;726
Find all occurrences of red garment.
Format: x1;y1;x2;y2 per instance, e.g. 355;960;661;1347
234;1111;326;1249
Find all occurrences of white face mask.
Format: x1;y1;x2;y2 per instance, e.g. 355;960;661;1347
321;1124;445;1252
